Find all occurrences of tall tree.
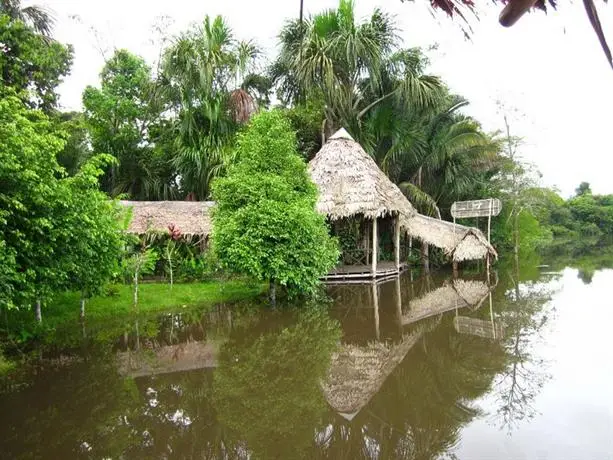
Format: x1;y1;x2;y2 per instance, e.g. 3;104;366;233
159;15;269;199
83;49;176;199
0;93;122;319
0;14;72;111
212;110;339;301
272;0;442;140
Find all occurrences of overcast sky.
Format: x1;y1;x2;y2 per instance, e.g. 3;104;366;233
44;0;613;196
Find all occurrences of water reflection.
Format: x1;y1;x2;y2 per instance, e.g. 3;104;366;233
0;266;566;459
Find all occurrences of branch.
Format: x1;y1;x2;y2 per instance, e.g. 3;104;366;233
357;89;397;120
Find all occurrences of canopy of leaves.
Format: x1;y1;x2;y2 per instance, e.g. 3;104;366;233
0;92;123;309
0;14;72;112
212;110;339;295
83;49;177;199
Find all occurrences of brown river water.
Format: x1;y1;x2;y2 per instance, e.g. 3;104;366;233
1;260;612;459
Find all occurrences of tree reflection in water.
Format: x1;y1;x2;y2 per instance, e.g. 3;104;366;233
0;266;565;459
490;262;559;432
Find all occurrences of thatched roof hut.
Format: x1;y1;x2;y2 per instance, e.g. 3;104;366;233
401;213;497;262
119;200;214;237
308;129;415;220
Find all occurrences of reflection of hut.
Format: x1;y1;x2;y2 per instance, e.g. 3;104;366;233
117;341;220;378
322;331;423;420
402;279;492;326
119;200;214;241
401;213;497;263
309;129;415;279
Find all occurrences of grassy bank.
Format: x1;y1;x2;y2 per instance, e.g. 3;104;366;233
9;279;266;332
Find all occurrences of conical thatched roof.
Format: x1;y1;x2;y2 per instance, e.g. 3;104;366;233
119;200;214;237
309;129;415;220
400;213;497;262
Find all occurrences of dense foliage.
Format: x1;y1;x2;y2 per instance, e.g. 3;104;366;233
2;0;613;322
212;111;339;298
0;93;123;315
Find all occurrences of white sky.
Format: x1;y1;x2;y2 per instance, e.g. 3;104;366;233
44;0;613;196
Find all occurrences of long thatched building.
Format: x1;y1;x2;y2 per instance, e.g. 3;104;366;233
308;128;415;279
400;213;498;263
119;200;214;241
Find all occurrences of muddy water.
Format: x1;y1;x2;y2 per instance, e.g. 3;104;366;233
1;261;612;459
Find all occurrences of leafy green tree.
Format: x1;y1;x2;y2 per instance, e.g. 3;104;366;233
0;14;72;111
0;92;68;315
272;1;442;139
61;156;124;317
212;110;339;301
122;243;158;306
0;93;123;320
575;181;592;197
83;49;176;199
0;0;55;36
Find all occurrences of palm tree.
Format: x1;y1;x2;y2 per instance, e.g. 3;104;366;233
0;0;54;36
158;15;267;199
272;0;443;142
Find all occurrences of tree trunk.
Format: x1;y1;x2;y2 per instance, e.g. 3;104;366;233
80;297;86;319
133;272;139;306
35;299;42;323
269;279;276;307
513;213;520;265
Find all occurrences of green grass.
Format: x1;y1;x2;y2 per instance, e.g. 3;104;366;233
45;279;266;326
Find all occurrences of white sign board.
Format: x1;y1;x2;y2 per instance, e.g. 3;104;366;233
451;198;502;219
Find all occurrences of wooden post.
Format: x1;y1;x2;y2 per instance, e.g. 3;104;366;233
371;217;378;277
452;260;459;278
394;215;401;272
487;199;492;243
395;276;402;335
364;220;370;265
489;292;496;339
372;282;380;341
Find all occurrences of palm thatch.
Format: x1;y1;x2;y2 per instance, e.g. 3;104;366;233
308;128;416;220
119;200;214;237
402;279;492;326
401;213;497;262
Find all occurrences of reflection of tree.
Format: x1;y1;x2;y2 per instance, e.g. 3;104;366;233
577;268;595;285
213;307;341;459
492;262;557;431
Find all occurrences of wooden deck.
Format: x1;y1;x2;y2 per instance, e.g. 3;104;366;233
322;261;407;283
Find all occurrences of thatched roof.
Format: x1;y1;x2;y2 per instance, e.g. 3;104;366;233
402;279;492;326
401;213;497;262
119;200;214;237
308;129;415;220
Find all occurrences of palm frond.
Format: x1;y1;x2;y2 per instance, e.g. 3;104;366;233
399;182;441;218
